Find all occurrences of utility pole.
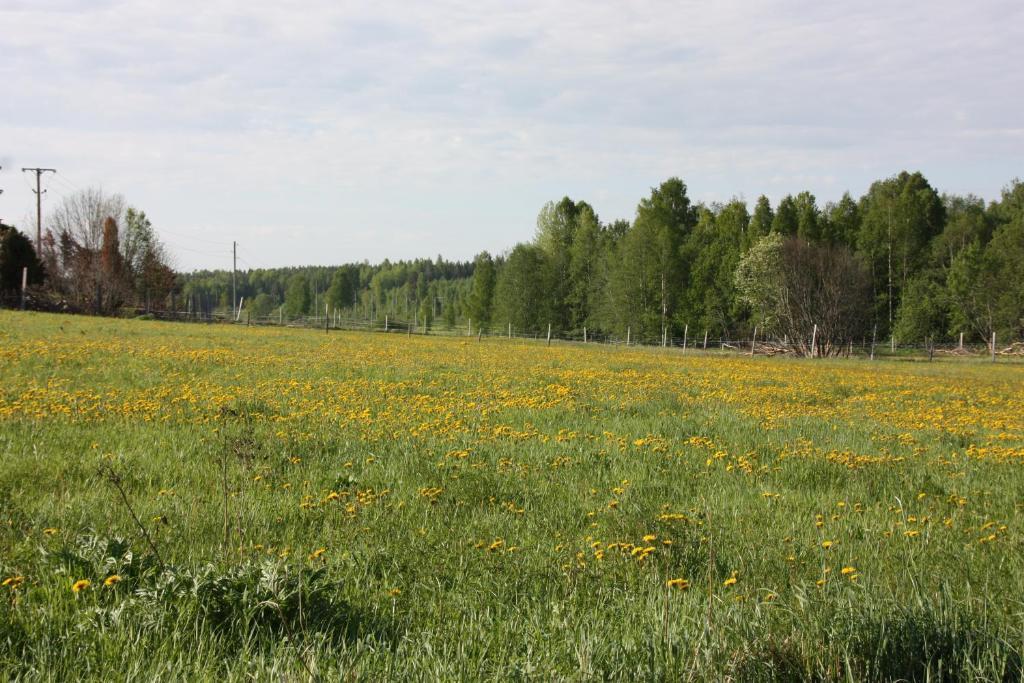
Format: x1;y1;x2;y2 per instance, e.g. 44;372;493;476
21;168;56;248
232;241;237;320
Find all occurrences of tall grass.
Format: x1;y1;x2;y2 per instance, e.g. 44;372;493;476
1;311;1022;680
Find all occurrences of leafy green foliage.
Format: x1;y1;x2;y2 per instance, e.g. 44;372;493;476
0;223;44;293
169;173;1024;345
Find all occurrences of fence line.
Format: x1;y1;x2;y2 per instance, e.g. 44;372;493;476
4;295;1022;360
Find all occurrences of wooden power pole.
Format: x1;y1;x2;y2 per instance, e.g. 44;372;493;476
21;167;56;248
232;241;237;320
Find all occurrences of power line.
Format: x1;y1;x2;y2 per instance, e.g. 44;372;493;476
235;245;275;271
159;239;227;257
50;173;79;194
155;227;232;246
53;171;82;191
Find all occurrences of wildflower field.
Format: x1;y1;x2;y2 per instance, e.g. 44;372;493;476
2;312;1023;681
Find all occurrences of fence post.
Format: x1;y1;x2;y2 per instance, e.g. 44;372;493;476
958;332;963;350
583;326;587;343
870;325;876;361
703;329;708;351
547;323;552;346
385;315;389;332
627;326;631;346
21;267;28;310
682;324;688;354
991;331;996;362
751;325;757;357
508;322;511;339
811;324;818;358
468;319;472;337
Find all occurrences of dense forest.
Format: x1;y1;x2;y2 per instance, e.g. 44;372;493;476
3;170;1022;351
178;171;1024;349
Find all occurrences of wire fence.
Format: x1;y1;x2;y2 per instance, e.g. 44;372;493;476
5;294;1021;362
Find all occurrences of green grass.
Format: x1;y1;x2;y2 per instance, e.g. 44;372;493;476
1;310;1023;681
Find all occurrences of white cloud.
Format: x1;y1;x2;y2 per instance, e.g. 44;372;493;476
1;0;1022;269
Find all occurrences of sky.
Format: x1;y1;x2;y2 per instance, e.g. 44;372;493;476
1;1;1022;271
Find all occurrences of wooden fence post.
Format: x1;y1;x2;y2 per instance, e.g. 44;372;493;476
682;324;688;354
703;330;708;351
870;325;876;361
583;327;587;343
751;326;757;357
547;323;552;346
992;331;996;362
810;324;818;358
626;326;631;346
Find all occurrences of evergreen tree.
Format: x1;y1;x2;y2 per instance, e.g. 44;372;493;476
0;223;45;293
823;193;860;246
466;252;496;331
772;195;799;236
494;243;550;334
284;274;310;316
567;204;602;330
745;195;774;251
794;191;820;242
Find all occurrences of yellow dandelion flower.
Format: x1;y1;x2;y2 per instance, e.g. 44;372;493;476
722;572;738;587
43;528;59;536
308;547;327;561
104;575;121;587
387;588;401;597
71;579;91;593
840;566;856;575
642;534;656;542
2;576;25;589
666;578;690;590
821;540;834;549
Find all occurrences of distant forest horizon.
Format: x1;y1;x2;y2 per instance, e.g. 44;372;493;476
4;169;1022;353
177;170;1024;351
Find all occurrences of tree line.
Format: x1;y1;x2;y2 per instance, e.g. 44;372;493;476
1;188;175;314
181;258;475;329
2;171;1021;352
466;172;1024;352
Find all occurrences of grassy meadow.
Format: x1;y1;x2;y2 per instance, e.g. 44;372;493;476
1;311;1023;681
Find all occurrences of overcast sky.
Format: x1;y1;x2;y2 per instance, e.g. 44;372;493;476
1;1;1021;271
